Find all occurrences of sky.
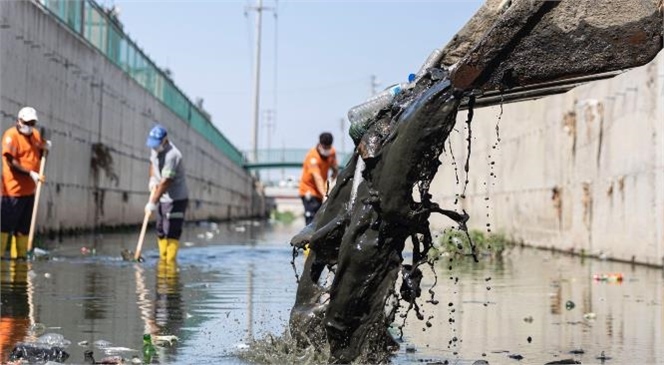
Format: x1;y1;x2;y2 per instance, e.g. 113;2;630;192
108;0;483;155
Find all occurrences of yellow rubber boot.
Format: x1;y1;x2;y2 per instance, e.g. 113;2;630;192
10;235;28;260
9;261;28;283
0;232;9;258
157;260;179;294
158;238;168;260
165;239;179;262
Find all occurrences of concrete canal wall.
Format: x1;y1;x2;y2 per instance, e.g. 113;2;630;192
430;52;664;267
0;1;264;233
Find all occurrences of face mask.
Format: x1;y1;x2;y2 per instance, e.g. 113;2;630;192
318;146;332;157
17;123;32;135
153;140;166;153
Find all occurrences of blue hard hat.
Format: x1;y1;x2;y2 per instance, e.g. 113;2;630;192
146;124;168;148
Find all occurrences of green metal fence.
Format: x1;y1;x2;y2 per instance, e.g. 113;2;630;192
41;0;245;167
244;149;352;169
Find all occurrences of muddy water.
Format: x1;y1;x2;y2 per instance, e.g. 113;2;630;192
1;220;662;364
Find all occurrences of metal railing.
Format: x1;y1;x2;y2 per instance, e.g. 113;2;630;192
244;149;352;169
40;0;245;167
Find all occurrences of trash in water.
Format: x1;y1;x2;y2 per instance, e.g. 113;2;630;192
523;316;533;323
596;351;612;361
593;273;623;283
9;343;70;363
544;359;581;364
84;350;124;364
583;312;597;320
197;231;215;239
78;340;89;347
183;241;195;247
153;335;179;346
33;247;50;258
565;300;575;310
508;353;524;360
142;334;157;362
569;349;585;354
28;323;47;337
94;340;112;349
36;333;71;348
44;272;52;279
405;344;416;353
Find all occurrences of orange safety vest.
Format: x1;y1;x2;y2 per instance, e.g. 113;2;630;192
1;126;44;197
298;146;337;199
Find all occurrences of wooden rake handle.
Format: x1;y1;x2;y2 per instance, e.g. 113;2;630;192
134;189;156;261
27;152;47;253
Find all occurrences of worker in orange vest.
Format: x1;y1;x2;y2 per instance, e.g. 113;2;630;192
298;132;338;226
1;107;50;259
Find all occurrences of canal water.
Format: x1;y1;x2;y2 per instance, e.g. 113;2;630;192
1;219;662;364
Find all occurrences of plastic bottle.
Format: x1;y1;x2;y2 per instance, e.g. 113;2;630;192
414;48;444;81
142;334;157;362
347;83;407;143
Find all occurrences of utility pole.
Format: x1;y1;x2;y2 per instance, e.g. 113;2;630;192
262;109;275;182
247;0;275;163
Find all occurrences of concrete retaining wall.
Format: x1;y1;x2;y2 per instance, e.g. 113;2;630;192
0;1;264;233
430;52;664;266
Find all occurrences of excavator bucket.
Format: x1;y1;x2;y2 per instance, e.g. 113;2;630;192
442;0;663;106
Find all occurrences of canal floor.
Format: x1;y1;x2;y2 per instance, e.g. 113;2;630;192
1;219;662;364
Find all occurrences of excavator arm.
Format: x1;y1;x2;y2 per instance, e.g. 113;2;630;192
442;0;663;107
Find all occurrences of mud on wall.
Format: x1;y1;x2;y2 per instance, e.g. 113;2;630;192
0;1;264;232
430;52;664;266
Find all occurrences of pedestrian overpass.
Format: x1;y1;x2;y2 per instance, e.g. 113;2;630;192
243;149;352;170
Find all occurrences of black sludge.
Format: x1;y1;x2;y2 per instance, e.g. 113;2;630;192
9;344;70;363
290;75;464;363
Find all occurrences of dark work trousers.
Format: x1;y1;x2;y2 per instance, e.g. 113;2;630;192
301;196;322;226
1;195;35;234
156;199;188;240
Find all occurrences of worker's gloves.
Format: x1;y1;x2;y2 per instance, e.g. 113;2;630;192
29;171;44;184
43;140;52;150
145;201;158;213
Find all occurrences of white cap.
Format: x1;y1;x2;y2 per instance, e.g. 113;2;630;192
18;107;38;122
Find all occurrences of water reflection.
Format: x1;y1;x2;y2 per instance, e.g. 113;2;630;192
0;221;660;364
0;261;32;359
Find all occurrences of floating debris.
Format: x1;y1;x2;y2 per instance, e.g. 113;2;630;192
28;323;47;337
565;300;575;310
596;351;612;362
9;343;69;363
583;312;597;320
153;335;179;347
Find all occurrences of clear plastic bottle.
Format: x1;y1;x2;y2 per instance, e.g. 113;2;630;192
414;48;444;81
347;83;407;142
